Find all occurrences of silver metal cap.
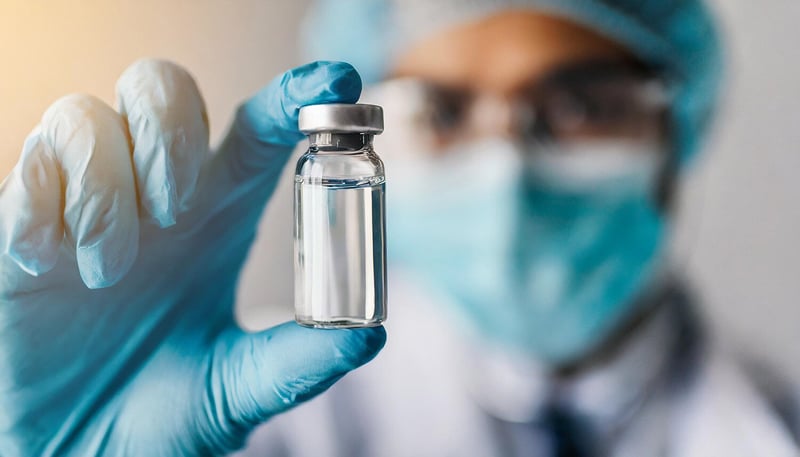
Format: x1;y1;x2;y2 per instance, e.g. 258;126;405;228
298;103;384;135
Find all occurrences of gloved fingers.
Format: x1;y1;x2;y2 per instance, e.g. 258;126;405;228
194;61;361;215
116;59;209;228
228;60;361;149
202;323;385;452
40;94;139;289
0;127;63;276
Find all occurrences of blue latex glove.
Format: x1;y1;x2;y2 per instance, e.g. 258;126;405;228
0;60;385;456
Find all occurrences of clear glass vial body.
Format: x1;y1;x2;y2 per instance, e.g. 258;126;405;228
294;132;387;328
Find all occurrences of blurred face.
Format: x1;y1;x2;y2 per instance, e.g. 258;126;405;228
373;11;671;365
391;10;668;151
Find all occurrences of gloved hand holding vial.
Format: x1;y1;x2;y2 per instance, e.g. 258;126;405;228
294;104;387;327
0;60;387;456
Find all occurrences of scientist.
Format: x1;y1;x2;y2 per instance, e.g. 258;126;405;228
0;0;798;456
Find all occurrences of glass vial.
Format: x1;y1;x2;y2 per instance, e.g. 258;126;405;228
294;104;386;328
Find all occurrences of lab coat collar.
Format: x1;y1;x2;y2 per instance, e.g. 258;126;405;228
459;279;702;438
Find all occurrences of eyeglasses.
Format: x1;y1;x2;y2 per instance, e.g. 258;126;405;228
410;60;671;150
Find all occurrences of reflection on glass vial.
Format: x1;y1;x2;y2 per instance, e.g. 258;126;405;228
294;104;386;328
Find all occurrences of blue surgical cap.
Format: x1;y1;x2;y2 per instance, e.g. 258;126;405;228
301;0;724;166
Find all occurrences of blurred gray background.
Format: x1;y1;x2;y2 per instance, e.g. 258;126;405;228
0;1;797;378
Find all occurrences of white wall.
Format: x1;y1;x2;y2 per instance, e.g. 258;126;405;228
0;1;798;378
678;0;800;379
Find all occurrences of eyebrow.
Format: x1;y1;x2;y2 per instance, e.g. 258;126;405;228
414;57;659;98
533;58;657;87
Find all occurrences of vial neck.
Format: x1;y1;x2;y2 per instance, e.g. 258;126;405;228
308;133;373;151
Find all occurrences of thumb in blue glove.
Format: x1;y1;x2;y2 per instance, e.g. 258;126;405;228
0;60;385;456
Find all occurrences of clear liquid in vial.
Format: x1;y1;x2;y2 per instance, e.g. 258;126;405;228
294;176;386;328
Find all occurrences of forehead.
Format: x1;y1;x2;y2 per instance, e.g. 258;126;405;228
391;10;635;94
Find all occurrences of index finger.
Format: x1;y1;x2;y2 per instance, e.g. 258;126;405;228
185;61;362;224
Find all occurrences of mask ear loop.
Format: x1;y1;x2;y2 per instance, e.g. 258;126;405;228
635;73;676;213
654;111;678;213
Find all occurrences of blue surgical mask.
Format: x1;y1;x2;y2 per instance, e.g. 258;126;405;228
385;137;668;364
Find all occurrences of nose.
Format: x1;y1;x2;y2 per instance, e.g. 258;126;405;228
468;94;515;139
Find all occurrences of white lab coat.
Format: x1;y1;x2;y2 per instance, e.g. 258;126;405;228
236;270;799;457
